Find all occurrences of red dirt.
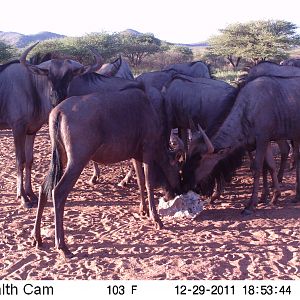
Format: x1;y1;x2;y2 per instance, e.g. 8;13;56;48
0;126;299;279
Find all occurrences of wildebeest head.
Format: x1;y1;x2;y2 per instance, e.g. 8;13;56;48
150;132;184;200
182;125;244;195
20;42;103;105
182;123;232;191
153;152;182;200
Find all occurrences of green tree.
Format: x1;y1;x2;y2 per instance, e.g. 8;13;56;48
170;45;193;59
207;20;300;68
0;40;18;63
120;33;162;66
27;32;122;64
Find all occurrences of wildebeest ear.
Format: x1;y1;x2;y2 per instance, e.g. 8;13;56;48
72;65;90;77
25;64;49;76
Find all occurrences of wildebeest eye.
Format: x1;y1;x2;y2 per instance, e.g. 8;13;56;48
214;147;231;155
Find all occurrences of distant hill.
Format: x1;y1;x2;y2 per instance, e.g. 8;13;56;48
176;42;208;48
0;29;206;49
120;29;142;36
0;31;65;48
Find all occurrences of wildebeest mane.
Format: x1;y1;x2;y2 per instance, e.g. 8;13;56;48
79;72;111;84
198;147;245;196
0;60;20;72
29;52;54;65
205;87;240;137
29;73;43;120
118;81;145;92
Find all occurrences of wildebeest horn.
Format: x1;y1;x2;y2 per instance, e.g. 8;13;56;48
197;124;214;154
20;42;40;64
87;48;104;72
111;55;122;75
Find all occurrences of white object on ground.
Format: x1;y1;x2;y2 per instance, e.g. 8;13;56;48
158;191;205;219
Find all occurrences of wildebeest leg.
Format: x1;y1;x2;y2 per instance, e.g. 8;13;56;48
210;176;224;204
118;162;134;187
292;142;300;202
264;145;281;204
260;161;270;204
53;162;85;258
13;126;31;208
132;159;148;216
179;128;189;158
88;161;100;185
143;161;163;229
277;140;290;183
290;140;296;170
248;150;254;169
243;140;268;215
32;186;48;248
24;134;38;204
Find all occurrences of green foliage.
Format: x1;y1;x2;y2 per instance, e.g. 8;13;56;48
24;32;166;67
213;68;244;86
120;33;162;66
169;45;193;59
207;20;300;67
0;40;18;63
27;33;122;64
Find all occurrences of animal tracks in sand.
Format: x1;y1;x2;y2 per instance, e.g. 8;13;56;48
1;126;300;279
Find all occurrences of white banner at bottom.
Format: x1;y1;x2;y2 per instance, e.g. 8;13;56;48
0;280;299;299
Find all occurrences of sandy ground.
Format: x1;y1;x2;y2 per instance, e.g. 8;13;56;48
0;126;299;280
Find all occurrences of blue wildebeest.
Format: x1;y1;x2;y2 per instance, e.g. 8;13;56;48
164;74;286;204
281;58;300;68
136;60;211;93
239;61;300;175
182;74;300;215
240;60;300;82
96;55;134;79
162;74;238;202
163;60;211;78
32;86;181;258
0;43;103;207
85;55;136;185
136;62;212;152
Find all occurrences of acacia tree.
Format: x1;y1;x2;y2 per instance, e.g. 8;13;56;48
208;20;300;68
27;33;122;64
120;33;162;66
0;40;18;63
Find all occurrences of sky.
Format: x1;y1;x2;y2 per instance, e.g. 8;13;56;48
1;0;300;43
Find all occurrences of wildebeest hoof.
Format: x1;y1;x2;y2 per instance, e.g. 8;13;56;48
32;237;43;249
58;248;74;259
139;207;149;217
23;200;34;209
259;194;269;204
241;208;254;216
88;175;100;185
154;220;164;230
28;194;38;206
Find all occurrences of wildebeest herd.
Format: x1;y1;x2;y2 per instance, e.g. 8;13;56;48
1;43;300;258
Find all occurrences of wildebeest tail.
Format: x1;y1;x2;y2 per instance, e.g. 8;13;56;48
41;112;64;199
